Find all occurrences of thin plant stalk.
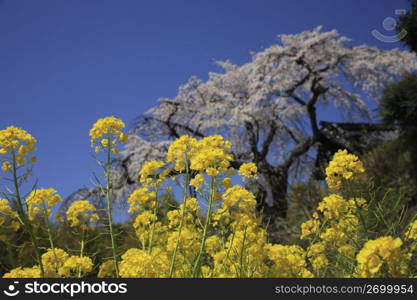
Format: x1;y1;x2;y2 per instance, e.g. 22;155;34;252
105;133;119;277
11;148;45;277
238;226;248;278
42;202;59;275
148;188;159;253
347;182;369;238
192;175;216;277
77;228;85;278
168;154;190;278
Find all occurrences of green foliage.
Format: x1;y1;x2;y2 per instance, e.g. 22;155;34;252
363;139;417;204
380;74;417;129
398;0;417;52
281;181;326;243
379;73;417;207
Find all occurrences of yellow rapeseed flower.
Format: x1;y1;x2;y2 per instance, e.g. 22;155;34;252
41;248;69;277
307;242;326;258
222;177;232;188
190;173;204;190
98;260;117;278
317;194;349;220
166;136;199;172
238;162;258;179
0;126;36;167
356;236;410;277
190;135;233;176
139;160;165;184
310;254;329;271
0;198;19;231
222;185;257;213
325;149;364;190
3;266;41;278
58;256;93;277
134;211;157;227
300;219;321;239
127;187;156;213
1;161;11;172
265;244;313;278
25;188;62;220
405;220;417;240
66;200;99;228
89;116;127;152
338;244;356;258
119;248;170;278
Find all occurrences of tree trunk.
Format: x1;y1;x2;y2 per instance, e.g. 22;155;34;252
256;165;289;220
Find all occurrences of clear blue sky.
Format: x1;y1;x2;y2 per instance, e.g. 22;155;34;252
0;0;410;200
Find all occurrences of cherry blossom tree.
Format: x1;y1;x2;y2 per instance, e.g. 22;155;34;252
63;27;417;219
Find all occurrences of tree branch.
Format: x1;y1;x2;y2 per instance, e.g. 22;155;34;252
260;122;277;159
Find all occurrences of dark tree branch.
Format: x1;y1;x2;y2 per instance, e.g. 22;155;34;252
260;122;277;159
282;138;314;171
244;121;261;162
143;116;205;138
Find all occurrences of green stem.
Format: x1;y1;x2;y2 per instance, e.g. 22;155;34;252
105;134;119;277
44;214;59;276
5;242;16;271
192;175;216;278
238;226;248;278
220;229;236;274
347;182;369;238
11;149;45;277
168;155;190;278
77;228;85;278
148;189;159;253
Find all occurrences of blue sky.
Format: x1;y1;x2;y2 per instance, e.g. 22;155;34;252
0;0;410;201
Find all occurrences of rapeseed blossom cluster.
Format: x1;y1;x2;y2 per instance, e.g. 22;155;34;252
42;248;69;277
89;117;127;277
66;200;99;228
3;266;41;278
356;237;410;277
89;116;128;154
1;120;416;278
222;185;257;212
0;126;37;170
301;193;364;250
118;135;269;277
298;149;415;277
307;242;329;272
127;187;156;213
58;256;93;277
98;260;117;278
25;188;62;221
238;162;258;180
139;160;166;185
0;198;19;233
119;248;169;278
325;149;364;190
189;135;233;176
166;135;233;176
119;134;320;278
190;173;205;190
298;153;366;276
4;249;94;278
166;136;199;172
266;244;313;277
300;218;320;239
